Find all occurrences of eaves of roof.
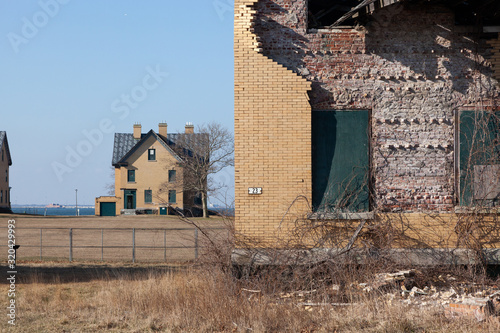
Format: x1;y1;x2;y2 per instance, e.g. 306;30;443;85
113;130;182;167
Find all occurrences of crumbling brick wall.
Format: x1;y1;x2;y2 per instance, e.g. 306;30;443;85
488;36;500;83
252;0;499;213
234;0;499;244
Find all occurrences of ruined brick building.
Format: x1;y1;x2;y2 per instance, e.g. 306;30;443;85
234;0;500;257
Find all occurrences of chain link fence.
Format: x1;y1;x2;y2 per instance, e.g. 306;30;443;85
1;227;229;262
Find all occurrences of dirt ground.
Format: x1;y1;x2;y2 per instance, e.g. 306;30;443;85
0;213;227;229
0;214;230;263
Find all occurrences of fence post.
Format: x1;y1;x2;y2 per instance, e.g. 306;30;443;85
132;228;135;263
164;229;167;262
101;229;104;261
69;228;73;262
194;228;199;259
40;228;42;260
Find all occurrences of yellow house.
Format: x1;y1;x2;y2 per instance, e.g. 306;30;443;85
0;131;12;213
95;123;201;216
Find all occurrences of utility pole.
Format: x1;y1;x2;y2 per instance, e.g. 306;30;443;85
75;189;78;216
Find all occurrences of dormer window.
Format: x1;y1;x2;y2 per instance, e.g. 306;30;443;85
148;148;156;161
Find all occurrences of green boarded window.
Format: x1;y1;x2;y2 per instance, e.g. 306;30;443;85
459;111;500;207
168;190;176;204
169;170;176;182
312;110;370;212
144;190;152;203
127;169;135;182
148;149;156;161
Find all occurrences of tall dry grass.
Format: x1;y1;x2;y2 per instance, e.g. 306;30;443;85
2;263;500;332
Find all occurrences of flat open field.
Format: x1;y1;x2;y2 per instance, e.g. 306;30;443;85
0;214;230;263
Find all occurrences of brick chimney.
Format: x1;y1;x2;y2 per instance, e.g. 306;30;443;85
133;123;141;139
158;122;167;136
185;122;194;134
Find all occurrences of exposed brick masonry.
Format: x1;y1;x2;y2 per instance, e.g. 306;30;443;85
253;0;499;212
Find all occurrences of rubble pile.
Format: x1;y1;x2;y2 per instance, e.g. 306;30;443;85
242;269;500;322
357;270;500;322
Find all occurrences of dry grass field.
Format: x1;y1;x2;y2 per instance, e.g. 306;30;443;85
2;214;500;332
1;262;500;332
0;214;229;263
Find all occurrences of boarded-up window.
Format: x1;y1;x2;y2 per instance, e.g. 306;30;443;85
168;190;176;204
459;111;500;207
168;170;176;182
144;190;152;203
312;110;370;212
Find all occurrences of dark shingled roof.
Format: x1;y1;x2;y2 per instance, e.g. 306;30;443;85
0;131;12;166
112;130;206;166
112;133;143;165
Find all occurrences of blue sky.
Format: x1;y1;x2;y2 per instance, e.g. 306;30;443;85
0;0;235;205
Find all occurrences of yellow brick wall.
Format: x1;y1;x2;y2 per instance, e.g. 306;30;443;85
290;213;500;251
378;213;500;249
234;0;312;244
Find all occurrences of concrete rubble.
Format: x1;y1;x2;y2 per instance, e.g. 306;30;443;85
360;270;500;322
249;269;500;322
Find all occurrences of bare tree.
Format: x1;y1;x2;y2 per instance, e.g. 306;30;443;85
171;122;234;218
105;166;116;196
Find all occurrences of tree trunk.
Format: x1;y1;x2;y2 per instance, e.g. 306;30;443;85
202;192;209;218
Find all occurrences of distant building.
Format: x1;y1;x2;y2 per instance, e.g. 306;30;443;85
95;123;203;216
0;131;12;213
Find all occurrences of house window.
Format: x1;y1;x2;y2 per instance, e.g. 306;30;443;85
127;170;135;182
312;110;370;213
148;149;156;161
144;190;152;203
459;111;500;207
168;190;176;204
168;170;176;182
1;190;3;204
5;170;7;182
